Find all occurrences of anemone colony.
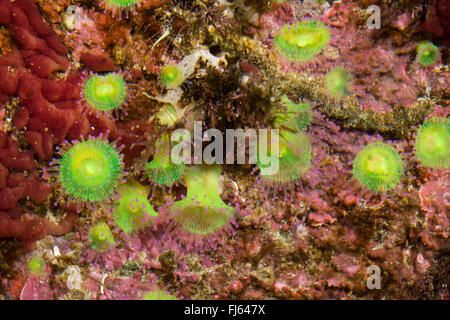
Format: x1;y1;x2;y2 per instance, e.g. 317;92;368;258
0;0;448;300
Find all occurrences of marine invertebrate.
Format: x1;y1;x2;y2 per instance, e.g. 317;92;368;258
56;137;124;203
145;134;186;190
83;73;127;112
28;256;45;275
160;65;185;88
273;20;330;61
154;104;179;127
274;95;312;131
258;131;311;185
142;290;178;300
416;41;440;66
325;66;352;98
101;0;141;17
415;117;449;168
88;222;116;252
113;178;158;234
352;142;403;192
169;165;236;248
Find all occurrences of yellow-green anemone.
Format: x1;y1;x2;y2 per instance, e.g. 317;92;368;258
28;256;46;275
274;20;330;61
416;41;440;66
274;95;312;131
353;142;403;192
258;130;312;183
415;117;449;168
102;0;141;16
57;138;124;202
113;179;158;234
88;222;116;252
160;65;185;88
325;66;352;98
145;134;186;187
84;73;126;111
142;290;178;300
170;165;235;236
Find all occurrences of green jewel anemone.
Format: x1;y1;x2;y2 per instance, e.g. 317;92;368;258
274;95;312;131
258;130;312;183
353;142;403;192
154;104;178;127
113;178;158;234
84;73;126;111
415;117;449;168
325;66;352;98
160;65;185;88
102;0;141;16
88;222;116;252
145;134;186;187
104;0;140;7
170;165;235;236
274;20;330;61
416;41;440;66
28;256;46;275
142;291;178;300
58;138;124;202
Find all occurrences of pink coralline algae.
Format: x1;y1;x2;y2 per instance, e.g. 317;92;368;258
419;172;449;248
